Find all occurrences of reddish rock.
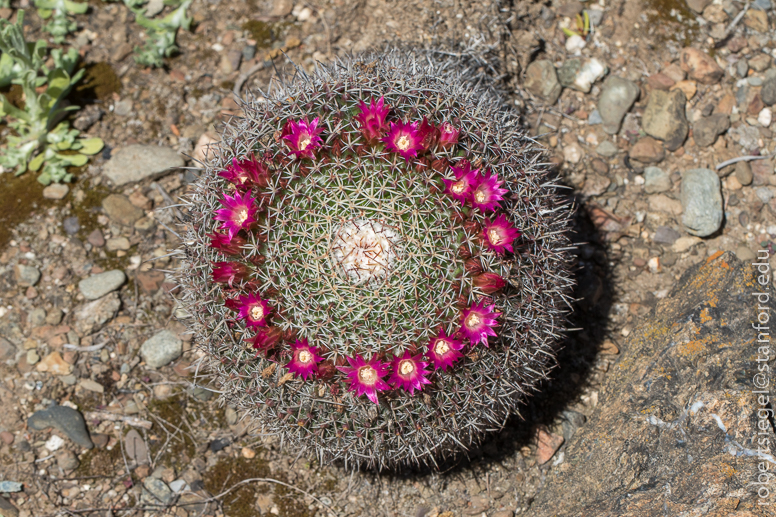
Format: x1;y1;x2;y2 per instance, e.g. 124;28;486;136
536;429;564;464
646;73;675;91
0;431;14;445
680;48;723;84
36;351;72;375
747;94;764;116
136;270;166;293
32;325;70;341
173;361;192;377
727;36;747;53
715;93;736;115
87;229;105;248
629;136;665;164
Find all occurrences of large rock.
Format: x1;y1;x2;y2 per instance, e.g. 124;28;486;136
692;113;730;147
73;292;121;336
598;76;640;134
28;405;93;449
524;60;562;104
531;252;775;516
557;58;607;93
78;270;126;300
103;144;184;186
681;168;723;237
642;89;689;151
140;330;183;368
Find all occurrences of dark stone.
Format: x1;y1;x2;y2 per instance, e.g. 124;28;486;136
28;405;93;449
209;437;231;452
531;253;774;515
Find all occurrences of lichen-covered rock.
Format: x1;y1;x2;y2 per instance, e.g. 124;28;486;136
531;252;775;516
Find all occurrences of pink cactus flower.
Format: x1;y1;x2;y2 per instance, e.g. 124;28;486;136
355;96;391;143
281;117;324;159
338;354;390;404
442;161;479;203
219;153;270;189
426;328;464;371
417;117;439;152
470;171;508;212
388;351;432;395
460;301;500;347
472;272;507;294
214;191;259;241
248;326;282;351
286;339;324;380
438;122;459;149
236;293;272;329
383;120;423;160
482;214;521;255
211;261;249;288
208;233;246;255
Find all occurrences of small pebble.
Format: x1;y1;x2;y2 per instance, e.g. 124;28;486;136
63;216;80;235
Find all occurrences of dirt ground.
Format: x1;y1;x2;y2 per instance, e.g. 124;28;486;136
1;0;775;515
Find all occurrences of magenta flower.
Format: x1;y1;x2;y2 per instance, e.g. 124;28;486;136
388;351;432;395
338;354;390;404
355;96;390;144
383;121;423;160
442;161;479;203
472;272;507;294
438;122;459;149
482;214;521;255
248;326;282;351
470;171;508;212
427;328;464;371
236;293;272;329
208;232;246;255
286;339;324;380
211;261;249;288
460;301;500;347
219;153;270;189
417;118;439;152
281;117;324;159
214;191;259;241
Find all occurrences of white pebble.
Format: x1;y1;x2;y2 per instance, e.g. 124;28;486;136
565;34;586;53
634;175;645;185
45;435;65;452
758;108;772;128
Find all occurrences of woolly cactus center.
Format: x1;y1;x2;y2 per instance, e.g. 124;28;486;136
358;366;378;384
330;218;401;285
399;359;415;375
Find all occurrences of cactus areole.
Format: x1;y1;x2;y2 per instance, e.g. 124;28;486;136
175;51;574;470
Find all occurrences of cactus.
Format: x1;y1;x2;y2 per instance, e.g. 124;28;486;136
174;50;575;470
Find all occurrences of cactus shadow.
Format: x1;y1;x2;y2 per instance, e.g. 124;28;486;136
369;198;615;481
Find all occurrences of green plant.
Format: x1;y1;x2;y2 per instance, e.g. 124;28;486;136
34;0;88;43
0;11;103;184
124;0;192;67
174;50;574;470
562;11;591;38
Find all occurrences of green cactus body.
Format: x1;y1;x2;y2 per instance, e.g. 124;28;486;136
176;50;574;470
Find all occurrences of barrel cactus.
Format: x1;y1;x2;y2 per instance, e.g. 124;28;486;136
174;50;575;470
